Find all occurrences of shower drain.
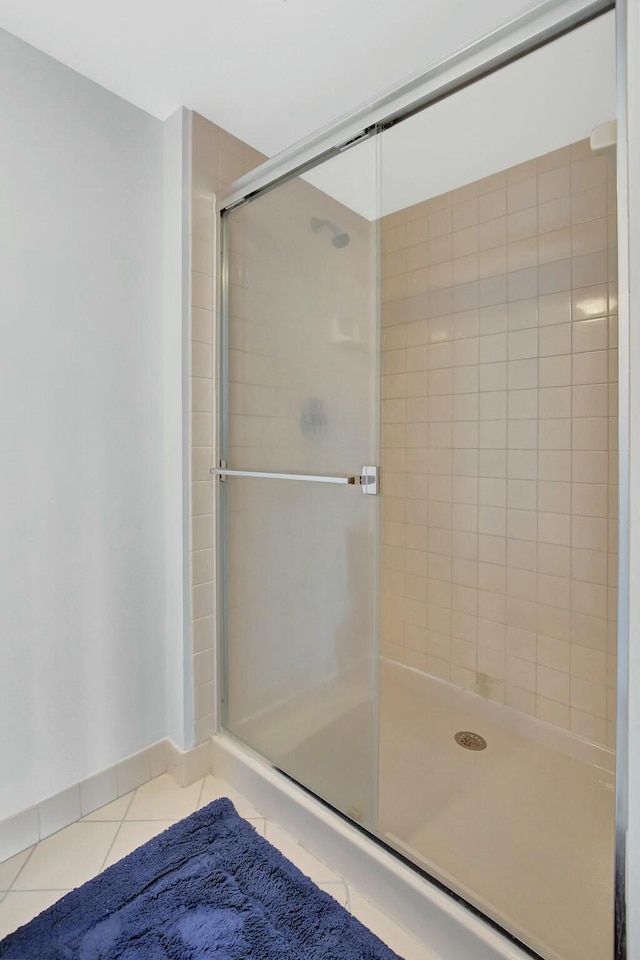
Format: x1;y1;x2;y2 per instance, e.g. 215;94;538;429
454;731;487;751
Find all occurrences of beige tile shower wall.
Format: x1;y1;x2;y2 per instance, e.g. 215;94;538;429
190;114;265;744
380;139;617;749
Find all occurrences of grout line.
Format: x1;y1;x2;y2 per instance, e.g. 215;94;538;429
245;816;266;836
97;824;124;874
8;844;37;891
7;886;74;892
195;775;207;811
121;790;137;819
97;790;137;873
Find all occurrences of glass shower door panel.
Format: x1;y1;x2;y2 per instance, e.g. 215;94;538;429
225;478;377;825
377;14;616;960
222;140;380;827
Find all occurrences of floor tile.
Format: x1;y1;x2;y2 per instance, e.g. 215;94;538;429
198;775;262;819
125;774;203;821
102;820;178;869
347;889;438;960
13;822;119;891
0;890;70;939
264;822;341;884
0;848;33;890
0;772;453;960
0;773;439;960
82;792;133;821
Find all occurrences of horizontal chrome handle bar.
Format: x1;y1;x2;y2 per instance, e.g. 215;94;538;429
211;463;380;495
213;468;356;484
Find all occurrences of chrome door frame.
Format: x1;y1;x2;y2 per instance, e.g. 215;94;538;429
614;2;633;959
214;2;630;957
216;0;612;215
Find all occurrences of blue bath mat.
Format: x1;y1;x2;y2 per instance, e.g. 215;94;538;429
0;797;402;959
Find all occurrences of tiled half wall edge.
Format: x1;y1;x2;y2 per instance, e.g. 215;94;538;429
189;113;266;745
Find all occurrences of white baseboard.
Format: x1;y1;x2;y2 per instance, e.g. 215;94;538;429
0;738;211;863
166;739;211;786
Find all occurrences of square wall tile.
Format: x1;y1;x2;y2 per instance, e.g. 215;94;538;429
379;133;617;746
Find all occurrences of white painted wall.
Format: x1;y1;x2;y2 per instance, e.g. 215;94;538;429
0;28;169;820
162;107;193;751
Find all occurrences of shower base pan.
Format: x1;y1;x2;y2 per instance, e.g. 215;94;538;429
211;731;534;960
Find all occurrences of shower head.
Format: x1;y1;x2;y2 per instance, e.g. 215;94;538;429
310;216;350;248
332;231;350;249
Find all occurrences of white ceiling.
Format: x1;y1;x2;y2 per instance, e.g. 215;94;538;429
306;12;616;219
0;0;558;158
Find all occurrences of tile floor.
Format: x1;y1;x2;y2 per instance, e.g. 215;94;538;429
0;773;437;960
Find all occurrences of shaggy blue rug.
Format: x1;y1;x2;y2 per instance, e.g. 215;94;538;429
0;797;402;959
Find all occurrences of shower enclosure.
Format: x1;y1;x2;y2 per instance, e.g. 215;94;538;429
214;6;622;960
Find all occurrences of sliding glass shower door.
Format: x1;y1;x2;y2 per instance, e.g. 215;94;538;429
218;9;619;960
375;13;617;960
220;138;381;827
